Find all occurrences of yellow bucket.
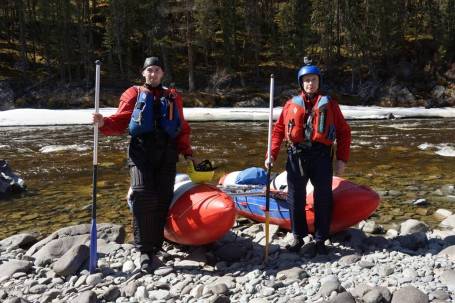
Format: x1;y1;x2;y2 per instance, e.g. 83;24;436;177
187;160;215;183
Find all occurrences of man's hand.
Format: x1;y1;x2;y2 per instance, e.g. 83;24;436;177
335;160;347;176
92;113;104;128
264;156;274;170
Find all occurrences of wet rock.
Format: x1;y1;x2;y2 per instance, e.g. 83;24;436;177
391;286;429;303
412;198;427;206
52;244;89;277
433;209;452;221
399;219;429;235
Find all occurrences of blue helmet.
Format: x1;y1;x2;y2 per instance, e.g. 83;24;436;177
297;64;321;90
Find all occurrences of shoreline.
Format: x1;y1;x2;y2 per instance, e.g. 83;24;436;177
1;214;455;303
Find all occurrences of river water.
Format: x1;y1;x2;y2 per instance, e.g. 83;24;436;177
1;119;455;240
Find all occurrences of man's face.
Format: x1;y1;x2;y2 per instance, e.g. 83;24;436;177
301;74;319;94
142;66;164;87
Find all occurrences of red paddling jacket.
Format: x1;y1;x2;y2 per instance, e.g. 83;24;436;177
271;92;351;162
99;85;193;157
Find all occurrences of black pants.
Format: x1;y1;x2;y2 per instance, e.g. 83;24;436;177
286;143;333;241
128;132;177;254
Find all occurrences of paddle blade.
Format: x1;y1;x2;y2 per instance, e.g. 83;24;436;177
89;219;97;273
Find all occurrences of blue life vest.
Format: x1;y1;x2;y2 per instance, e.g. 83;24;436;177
128;87;181;138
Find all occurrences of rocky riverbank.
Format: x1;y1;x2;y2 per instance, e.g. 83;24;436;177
2;211;455;303
0;64;454;110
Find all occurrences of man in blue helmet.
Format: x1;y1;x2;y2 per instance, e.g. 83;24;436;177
266;58;351;254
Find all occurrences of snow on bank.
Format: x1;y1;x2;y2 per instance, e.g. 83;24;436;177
1;106;455;126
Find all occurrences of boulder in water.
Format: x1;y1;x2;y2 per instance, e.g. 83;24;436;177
0;160;26;199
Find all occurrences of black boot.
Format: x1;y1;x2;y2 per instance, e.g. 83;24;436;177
315;240;328;255
286;234;304;252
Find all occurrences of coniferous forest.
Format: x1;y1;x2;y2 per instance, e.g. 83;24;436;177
0;0;454;108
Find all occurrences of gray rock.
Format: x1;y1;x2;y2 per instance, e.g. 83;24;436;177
440;215;455;229
440;270;455;290
0;259;32;279
30;234;89;266
438;245;455;261
86;272;103;286
41;290;60;303
4;297;31;303
52;244;89;276
364;286;392;303
121;281;138;297
440;185;455;195
430;289;450;300
210;294;230;303
102;286;121;301
391;286;429;303
70;290;97;303
28;284;48;294
328;291;356;303
400;219;429;235
26;223;125;257
0;233;38;250
319;280;342;297
276;267;308;281
339;254;361;266
350;283;371;298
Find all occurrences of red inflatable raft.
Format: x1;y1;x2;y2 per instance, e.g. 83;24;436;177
220;172;380;235
164;180;236;245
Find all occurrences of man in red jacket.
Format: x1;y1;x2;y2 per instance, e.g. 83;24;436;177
93;56;196;271
266;59;351;254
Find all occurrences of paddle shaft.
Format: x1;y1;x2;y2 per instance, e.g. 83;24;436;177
264;74;274;262
89;60;101;273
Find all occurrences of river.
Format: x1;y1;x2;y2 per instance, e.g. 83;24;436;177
1;118;455;240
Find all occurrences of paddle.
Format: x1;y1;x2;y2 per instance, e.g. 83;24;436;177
264;74;274;263
89;60;101;273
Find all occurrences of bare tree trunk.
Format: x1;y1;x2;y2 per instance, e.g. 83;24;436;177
186;0;195;92
16;0;28;70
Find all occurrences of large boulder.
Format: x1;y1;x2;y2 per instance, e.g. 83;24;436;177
26;223;125;266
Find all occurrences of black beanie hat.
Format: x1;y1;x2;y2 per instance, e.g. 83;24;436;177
143;57;164;71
